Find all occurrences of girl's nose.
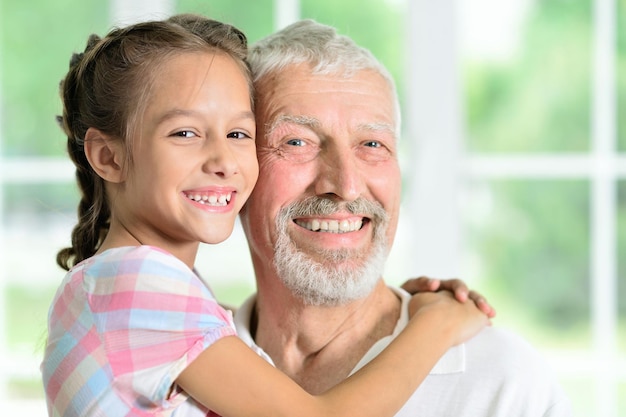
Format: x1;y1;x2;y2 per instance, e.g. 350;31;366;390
202;138;238;178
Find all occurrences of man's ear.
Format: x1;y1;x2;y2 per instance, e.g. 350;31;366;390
84;127;126;183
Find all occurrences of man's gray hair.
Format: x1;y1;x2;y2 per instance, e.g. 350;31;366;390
248;19;401;130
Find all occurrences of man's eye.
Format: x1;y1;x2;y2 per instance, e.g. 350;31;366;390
286;138;305;147
276;137;319;163
357;139;393;162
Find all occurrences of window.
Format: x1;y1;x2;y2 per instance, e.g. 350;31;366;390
455;1;623;415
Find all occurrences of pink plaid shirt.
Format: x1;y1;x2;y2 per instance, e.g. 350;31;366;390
42;246;236;416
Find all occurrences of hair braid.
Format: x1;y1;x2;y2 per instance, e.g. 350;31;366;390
56;36;111;271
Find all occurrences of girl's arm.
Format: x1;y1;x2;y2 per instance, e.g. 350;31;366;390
177;290;489;417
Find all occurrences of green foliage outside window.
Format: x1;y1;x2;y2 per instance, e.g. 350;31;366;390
176;0;406;100
619;0;626;151
1;0;109;157
176;0;274;44
465;0;592;153
466;180;592;347
462;0;626;352
300;0;406;99
619;181;626;328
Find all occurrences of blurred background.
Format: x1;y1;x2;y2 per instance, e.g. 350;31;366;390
1;0;624;415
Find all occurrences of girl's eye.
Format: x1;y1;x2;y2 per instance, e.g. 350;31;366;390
227;131;252;140
172;130;197;138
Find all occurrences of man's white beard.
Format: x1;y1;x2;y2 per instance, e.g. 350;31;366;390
273;197;390;306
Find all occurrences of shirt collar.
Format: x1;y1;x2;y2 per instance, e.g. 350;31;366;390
233;294;276;365
381;287;466;375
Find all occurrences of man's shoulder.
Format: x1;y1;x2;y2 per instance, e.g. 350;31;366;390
463;325;568;399
465;325;546;365
467;325;531;348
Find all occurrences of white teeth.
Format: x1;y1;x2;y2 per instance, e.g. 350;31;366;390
295;218;363;233
185;192;232;206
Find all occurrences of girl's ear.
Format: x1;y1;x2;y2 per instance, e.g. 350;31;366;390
84;127;126;183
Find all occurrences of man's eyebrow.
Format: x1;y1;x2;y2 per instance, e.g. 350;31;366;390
265;115;396;138
266;114;321;135
358;122;395;135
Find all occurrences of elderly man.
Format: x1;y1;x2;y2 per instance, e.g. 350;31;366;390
236;19;571;416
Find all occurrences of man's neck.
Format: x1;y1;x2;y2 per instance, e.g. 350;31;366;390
252;279;402;394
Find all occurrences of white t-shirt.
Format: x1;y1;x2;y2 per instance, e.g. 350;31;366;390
234;287;573;417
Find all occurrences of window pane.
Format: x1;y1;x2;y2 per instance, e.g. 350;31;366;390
464;179;591;347
461;0;592;152
618;0;626;151
617;180;626;352
464;179;594;414
560;377;594;417
176;0;274;44
301;0;406;100
2;0;109;157
620;382;626;417
3;182;77;298
2;182;78;400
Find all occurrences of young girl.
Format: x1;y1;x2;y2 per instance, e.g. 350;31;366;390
42;14;489;417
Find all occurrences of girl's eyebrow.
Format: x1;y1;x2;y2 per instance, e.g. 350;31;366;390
156;108;255;124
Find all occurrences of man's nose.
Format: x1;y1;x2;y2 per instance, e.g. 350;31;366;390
314;147;364;201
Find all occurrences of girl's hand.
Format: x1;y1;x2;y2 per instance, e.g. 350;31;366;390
401;276;496;318
408;291;491;347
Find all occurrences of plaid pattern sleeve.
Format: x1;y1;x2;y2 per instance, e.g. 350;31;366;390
42;246;236;417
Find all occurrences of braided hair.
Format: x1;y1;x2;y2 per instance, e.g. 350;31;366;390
56;15;250;270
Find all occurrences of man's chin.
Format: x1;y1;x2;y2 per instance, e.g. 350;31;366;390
274;249;385;306
310;254;367;269
290;275;380;307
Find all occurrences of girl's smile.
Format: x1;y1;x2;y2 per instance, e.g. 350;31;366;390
183;187;236;209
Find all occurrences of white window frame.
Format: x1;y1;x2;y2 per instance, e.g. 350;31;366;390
405;1;623;416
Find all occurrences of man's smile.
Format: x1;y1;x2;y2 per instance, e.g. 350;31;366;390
294;217;365;233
